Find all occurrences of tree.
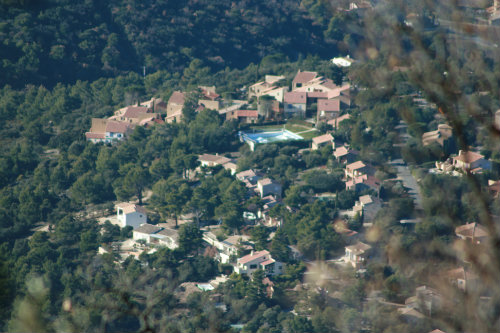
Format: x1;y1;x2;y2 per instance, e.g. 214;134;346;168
178;223;202;255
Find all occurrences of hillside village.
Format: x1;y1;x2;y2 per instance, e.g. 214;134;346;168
4;0;500;331
85;62;500;332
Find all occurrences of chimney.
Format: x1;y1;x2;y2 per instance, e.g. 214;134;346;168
459;150;464;156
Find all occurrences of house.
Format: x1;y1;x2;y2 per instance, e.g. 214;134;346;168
234;250;284;276
203;232;253;263
261;87;288;103
353;195;381;222
198;99;220;111
257;195;279;219
222;162;238;175
199;86;220;101
331;55;355;67
345;161;373;179
248;75;285;100
334;146;358;164
116;203;147;229
198;154;233;168
149;228;179;250
283;91;307;117
132;223;162;242
226;110;259;124
166;91;185;123
292;70;318;90
422;124;453;146
236;169;260;184
257;178;282;198
452;150;491;173
346;174;381;193
445;267;478;292
344;241;371;268
140;97;167;113
317;99;341;123
328;114;351;129
455;222;488;244
85;118;133;143
311;133;335;150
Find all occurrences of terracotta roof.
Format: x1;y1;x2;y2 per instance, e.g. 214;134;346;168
453;151;484;163
312;133;334;145
236;110;259;117
236;169;257;179
106;121;131;133
284;91;307;104
258;178;275;186
293;70;317;84
85;132;106;139
359;195;373;205
199;154;232;165
134;224;161;234
117;203;147;215
123;106;150;119
334;146;349;157
239;250;270;264
455;222;488;239
260;259;275;266
347;161;366;170
307;91;328;98
318;99;340;112
168;91;185;105
346;242;371;254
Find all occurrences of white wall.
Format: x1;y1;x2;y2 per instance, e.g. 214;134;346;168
118;211;147;229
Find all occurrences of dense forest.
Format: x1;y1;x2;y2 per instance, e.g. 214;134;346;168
0;0;361;88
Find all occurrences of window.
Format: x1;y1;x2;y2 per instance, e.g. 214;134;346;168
250;264;257;269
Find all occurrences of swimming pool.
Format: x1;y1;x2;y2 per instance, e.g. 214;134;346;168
239;129;303;150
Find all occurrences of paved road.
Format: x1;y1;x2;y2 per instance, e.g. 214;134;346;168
389;159;423;210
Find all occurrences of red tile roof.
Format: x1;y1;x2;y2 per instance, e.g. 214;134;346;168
168;91;185;105
293;70;318;84
284;91;306;104
347;161;366;170
453;151;484;163
318;99;340;112
312;133;334;145
123;106;150;118
239;250;270;264
106;121;131;133
236;110;259;118
455;222;488;239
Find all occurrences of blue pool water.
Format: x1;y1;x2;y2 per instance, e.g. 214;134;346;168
240;129;303;144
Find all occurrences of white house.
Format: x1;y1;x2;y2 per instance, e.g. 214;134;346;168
257;178;282;199
353;195;381;222
116;203;147;229
344;242;371;268
203;231;253;263
133;224;162;242
86;119;133;143
150;228;179;250
234;250;284;276
331;55;355;67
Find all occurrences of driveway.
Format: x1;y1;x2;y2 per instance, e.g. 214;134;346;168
389;159;423;210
